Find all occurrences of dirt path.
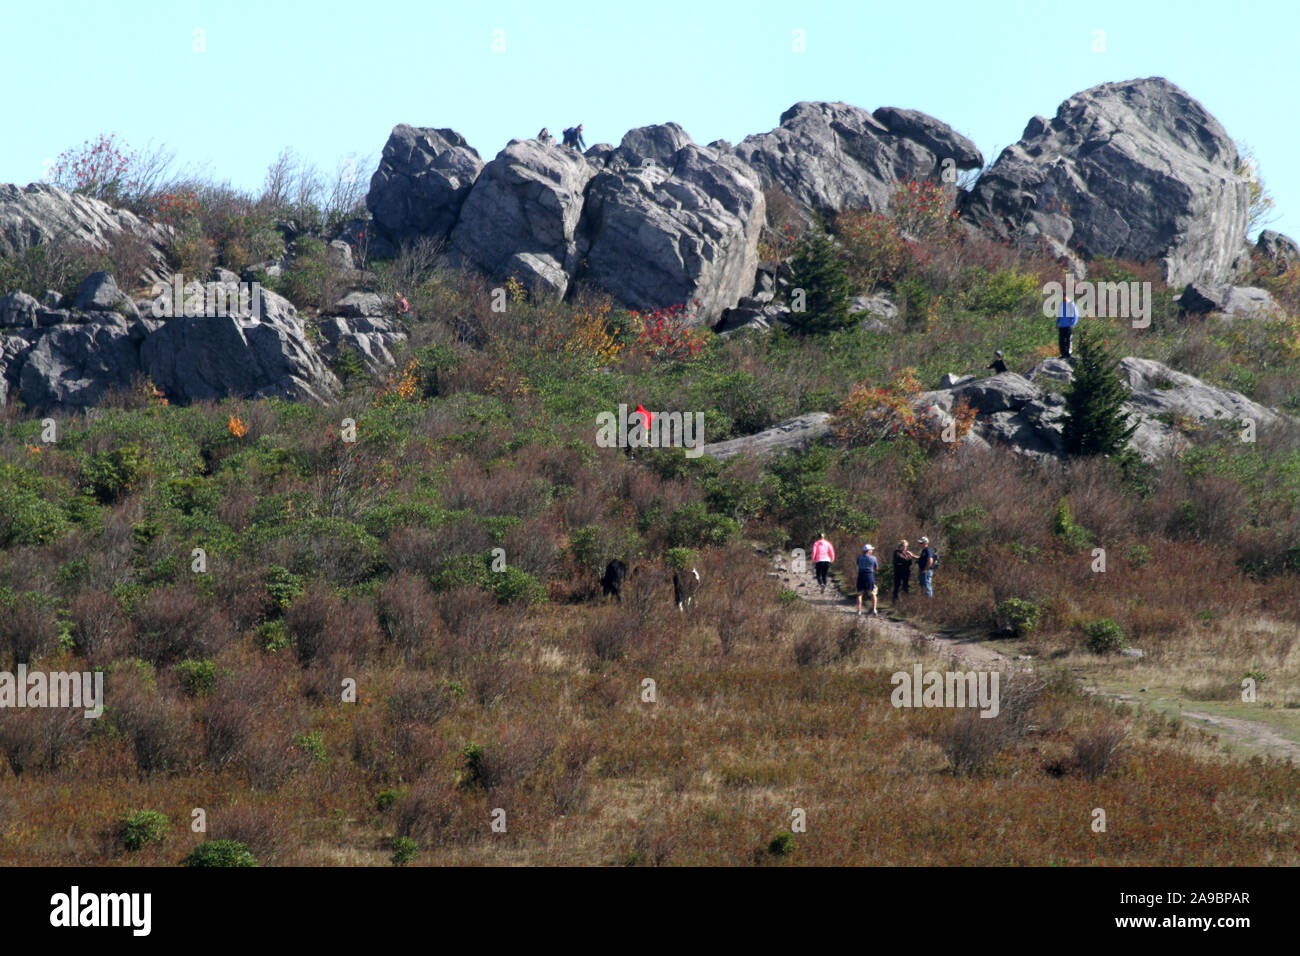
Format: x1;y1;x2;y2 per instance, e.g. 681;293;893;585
770;551;1300;763
772;557;1013;670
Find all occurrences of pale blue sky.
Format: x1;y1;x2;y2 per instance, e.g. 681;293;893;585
4;0;1296;239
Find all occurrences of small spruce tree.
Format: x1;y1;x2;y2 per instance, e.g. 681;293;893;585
785;232;852;335
1062;327;1138;459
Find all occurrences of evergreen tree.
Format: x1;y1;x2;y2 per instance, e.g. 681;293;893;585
1062;327;1138;459
785;232;852;335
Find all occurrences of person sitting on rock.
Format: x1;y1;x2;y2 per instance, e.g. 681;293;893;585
987;350;1008;374
562;125;586;150
538;128;554;145
394;292;410;319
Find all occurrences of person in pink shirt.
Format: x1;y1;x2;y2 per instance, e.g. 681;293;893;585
810;533;835;593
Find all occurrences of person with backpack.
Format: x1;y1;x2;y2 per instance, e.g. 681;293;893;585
892;539;918;604
916;536;937;598
987;350;1008;374
562;124;586;150
810;533;835;594
856;544;879;616
1057;294;1080;359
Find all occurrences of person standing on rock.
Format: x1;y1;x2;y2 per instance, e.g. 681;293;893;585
1057;294;1080;360
562;124;586;150
810;533;835;594
987;350;1008;374
856;544;879;616
917;536;936;598
538;128;554;145
892;539;918;604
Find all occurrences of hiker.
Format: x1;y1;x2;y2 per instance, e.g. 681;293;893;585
856;544;879;616
987;350;1008;374
892;539;919;604
1057;293;1080;359
916;536;936;598
810;533;835;594
394;292;411;319
538;128;554;145
562;124;586;150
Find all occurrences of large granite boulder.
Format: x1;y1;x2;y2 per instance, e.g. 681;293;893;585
139;291;339;404
1255;230;1300;272
366;125;483;245
580;132;765;324
0;291;40;328
17;319;140;409
732;101;981;214
73;271;139;319
318;315;407;375
1119;357;1281;429
1179;282;1283;318
961;77;1250;287
701;413;833;460
449;138;597;297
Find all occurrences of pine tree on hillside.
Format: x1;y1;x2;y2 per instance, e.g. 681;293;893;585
1062;327;1139;459
786;232;852;335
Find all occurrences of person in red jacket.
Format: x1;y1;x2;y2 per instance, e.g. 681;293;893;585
810;533;835;593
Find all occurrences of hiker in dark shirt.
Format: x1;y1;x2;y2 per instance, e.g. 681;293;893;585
562;124;586;150
987;350;1008;374
856;544;879;616
892;539;918;604
916;536;936;598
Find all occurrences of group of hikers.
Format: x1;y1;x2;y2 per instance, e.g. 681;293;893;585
537;125;586;150
809;533;937;616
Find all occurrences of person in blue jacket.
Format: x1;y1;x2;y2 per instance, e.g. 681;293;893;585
1058;294;1080;359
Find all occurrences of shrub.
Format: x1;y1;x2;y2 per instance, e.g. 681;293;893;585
82;444;148;504
1051;498;1092;551
291;731;327;764
1062;328;1138;461
767;830;795;857
0;593;61;664
834;209;905;292
391;836;418;866
183;840;258;867
173;658;217;697
963;267;1039;317
1083;618;1129;655
1072;720;1127;781
119;809;169;851
994;598;1041;638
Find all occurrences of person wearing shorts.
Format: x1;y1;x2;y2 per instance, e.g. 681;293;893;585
856;544;878;616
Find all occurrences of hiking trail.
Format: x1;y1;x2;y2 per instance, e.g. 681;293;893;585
767;551;1300;764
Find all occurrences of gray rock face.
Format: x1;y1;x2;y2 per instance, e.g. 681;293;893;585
449;138;597;297
73;271;138;319
332;291;386;318
701;412;833;460
961;77;1250;287
849;293;899;325
612;123;694;168
0;335;33;406
18;321;140;409
366;125;484;244
913;356;1289;463
581;137;765;324
1119;357;1280;429
1179;282;1283;318
0;291;39;328
319;315;407;374
139;307;339;405
733;101;981;214
325;240;354;272
1255;230;1300;271
715;301;790;336
0;183;172;284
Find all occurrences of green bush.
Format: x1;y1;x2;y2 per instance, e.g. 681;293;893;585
264;564;305;611
767;830;795;856
82;444;148;504
1083;618;1129;655
0;486;70;547
785;232;852;335
257;620;291;652
374;788;406;812
173;659;216;697
963;268;1039;317
995;598;1041;638
1052;498;1092;551
778;588;800;604
490;567;548;606
120;809;169;852
662;502;739;548
391;836;418;865
292;731;327;764
183;840;258;867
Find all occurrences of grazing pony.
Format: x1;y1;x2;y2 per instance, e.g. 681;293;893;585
672;567;701;611
600;559;629;602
